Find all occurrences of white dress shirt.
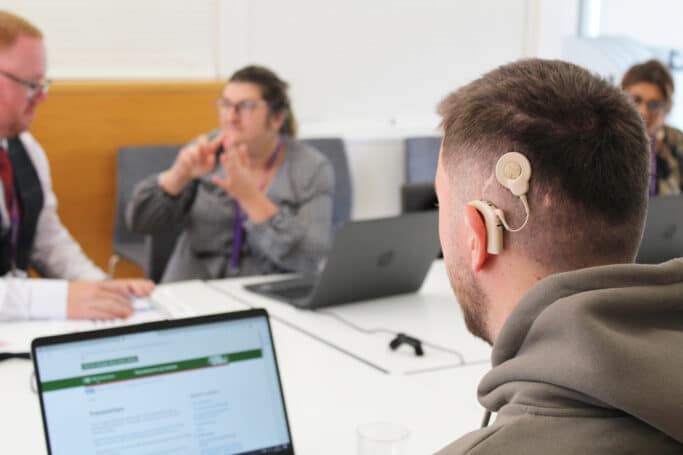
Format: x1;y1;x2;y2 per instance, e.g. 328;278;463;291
0;133;106;321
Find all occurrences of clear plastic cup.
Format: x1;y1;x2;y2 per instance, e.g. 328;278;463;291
357;421;410;455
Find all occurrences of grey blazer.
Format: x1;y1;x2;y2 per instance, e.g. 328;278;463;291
126;137;335;282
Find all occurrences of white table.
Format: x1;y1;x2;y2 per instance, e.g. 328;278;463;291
269;321;489;454
208;260;491;374
0;260;491;454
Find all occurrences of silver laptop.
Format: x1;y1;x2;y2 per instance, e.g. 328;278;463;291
32;309;295;455
245;211;440;308
636;195;683;264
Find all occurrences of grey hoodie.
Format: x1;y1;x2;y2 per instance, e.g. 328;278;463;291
438;259;683;454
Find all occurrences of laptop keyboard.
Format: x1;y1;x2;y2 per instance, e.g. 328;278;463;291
270;284;314;299
250;277;316;301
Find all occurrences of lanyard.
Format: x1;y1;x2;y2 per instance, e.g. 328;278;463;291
230;139;285;271
650;136;657;197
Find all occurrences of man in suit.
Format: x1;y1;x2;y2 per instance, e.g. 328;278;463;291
0;10;153;320
435;59;683;453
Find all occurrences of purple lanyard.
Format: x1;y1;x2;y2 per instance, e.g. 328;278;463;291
650;136;657;197
230;139;284;271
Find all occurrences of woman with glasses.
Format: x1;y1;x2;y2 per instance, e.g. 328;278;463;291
622;59;683;196
127;65;334;282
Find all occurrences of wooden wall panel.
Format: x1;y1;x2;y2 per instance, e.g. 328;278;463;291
30;80;225;277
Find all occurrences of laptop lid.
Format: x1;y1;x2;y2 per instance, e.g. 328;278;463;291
401;182;437;213
248;211;440;308
636;195;683;264
32;309;294;455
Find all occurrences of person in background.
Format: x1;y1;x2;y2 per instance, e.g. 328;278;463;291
0;10;154;321
435;59;683;454
127;65;334;282
622;59;683;195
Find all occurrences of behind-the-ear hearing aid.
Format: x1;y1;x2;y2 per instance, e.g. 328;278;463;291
467;152;532;254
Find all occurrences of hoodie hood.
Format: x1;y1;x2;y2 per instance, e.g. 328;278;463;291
479;258;683;442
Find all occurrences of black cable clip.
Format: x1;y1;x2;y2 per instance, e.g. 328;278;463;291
389;333;424;357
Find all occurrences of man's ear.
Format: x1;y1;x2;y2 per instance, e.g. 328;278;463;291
463;205;489;272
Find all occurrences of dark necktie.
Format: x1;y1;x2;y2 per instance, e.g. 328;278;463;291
0;147;14;212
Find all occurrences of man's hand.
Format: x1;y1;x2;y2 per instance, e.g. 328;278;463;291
66;279;155;320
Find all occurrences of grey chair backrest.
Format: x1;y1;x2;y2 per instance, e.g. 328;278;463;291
405;136;441;184
113;145;182;280
301;137;352;229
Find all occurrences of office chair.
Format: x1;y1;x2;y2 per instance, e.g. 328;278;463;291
301;137;353;230
110;145;182;281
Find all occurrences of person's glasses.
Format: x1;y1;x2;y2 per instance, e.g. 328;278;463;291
630;95;665;114
214;98;267;116
0;69;51;99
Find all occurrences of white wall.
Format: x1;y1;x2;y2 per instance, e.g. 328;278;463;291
5;1;581;132
4;0;580;219
5;0;220;78
240;0;531;136
600;0;683;49
533;0;579;58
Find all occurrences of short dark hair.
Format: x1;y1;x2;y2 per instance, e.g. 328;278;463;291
228;65;297;137
621;59;674;112
438;59;649;270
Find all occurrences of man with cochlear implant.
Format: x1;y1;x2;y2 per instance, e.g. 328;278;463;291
435;59;683;454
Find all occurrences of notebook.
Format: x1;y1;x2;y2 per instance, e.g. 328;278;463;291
32;309;294;455
245;211;440;308
637;195;683;264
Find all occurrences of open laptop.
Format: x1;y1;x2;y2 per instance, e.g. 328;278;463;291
401;181;437;213
32;309;295;455
400;182;442;258
245;211;440;308
636;195;683;264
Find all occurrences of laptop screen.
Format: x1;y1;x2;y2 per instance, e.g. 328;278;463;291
32;311;294;455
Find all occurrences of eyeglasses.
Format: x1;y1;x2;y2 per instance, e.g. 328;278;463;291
630;94;665;114
214;98;267;116
0;69;51;99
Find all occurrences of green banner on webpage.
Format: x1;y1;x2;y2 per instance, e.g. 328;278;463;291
41;349;262;392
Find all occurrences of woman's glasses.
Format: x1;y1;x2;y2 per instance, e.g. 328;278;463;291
630;94;665;114
214;98;267;116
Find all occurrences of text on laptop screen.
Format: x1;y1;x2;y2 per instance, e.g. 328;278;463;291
34;316;291;454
